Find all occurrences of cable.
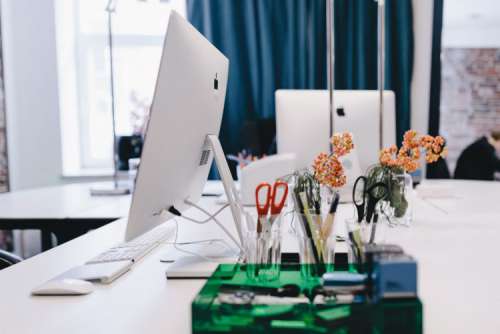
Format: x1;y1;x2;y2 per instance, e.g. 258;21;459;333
183;199;242;251
162;201;242;253
171;218;238;262
285;208;298;235
154;203;238;250
154;203;230;222
171;219;214;262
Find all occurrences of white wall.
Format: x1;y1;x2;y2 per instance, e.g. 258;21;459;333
410;0;434;177
1;0;64;191
443;0;500;48
410;0;434;135
408;0;500;132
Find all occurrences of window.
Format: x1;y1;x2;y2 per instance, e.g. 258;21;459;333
440;0;500;173
56;0;186;174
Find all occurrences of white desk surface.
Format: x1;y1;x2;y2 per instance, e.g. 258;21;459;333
0;181;224;220
1;180;500;333
0;182;119;220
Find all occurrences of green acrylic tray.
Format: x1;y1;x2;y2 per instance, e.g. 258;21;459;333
192;264;422;334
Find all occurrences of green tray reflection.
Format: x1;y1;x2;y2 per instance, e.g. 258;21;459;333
192;264;422;334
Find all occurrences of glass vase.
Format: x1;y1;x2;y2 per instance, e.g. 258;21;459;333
380;171;414;227
243;210;282;282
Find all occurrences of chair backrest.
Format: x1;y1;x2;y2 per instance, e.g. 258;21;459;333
427;157;451;179
275;90;396;173
117;135;143;171
0;249;22;270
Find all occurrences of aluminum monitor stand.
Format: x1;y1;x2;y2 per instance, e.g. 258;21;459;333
205;134;244;246
164;135;244;279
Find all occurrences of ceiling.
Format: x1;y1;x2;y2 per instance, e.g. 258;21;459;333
444;0;500;28
443;0;500;47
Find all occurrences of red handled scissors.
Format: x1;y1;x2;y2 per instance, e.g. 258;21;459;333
255;181;289;233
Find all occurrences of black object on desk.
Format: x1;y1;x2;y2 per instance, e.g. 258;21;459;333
0;218;117;252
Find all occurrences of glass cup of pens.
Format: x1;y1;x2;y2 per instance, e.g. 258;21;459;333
344;217;368;271
291;188;340;280
243;181;288;282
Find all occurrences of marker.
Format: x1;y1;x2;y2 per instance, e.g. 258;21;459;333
321;192;340;239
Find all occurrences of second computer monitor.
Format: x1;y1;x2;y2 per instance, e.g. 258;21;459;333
275;90;396;173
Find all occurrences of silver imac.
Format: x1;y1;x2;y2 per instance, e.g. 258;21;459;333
275;90;396;173
125;12;241;243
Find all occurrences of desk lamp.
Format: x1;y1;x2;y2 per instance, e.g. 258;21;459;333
326;0;335;153
377;0;385;151
91;0;131;196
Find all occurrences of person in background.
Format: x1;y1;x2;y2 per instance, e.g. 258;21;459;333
454;130;500;180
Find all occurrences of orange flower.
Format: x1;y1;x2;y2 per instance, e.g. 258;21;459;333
313;132;354;188
313;153;346;188
396;142;421;173
379;145;399;167
379;130;447;173
425;135;447;163
420;135;434;151
402;130;420;149
331;132;354;157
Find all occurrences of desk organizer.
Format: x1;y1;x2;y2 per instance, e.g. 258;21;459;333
192;264;422;334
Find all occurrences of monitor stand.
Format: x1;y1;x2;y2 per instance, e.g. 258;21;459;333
205;134;244;245
164;134;244;279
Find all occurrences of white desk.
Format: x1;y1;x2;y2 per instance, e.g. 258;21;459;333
0;181;223;250
1;180;499;333
0;182;127;250
0;180;226;220
0;182;125;219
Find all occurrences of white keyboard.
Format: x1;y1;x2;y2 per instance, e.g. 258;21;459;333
86;226;174;264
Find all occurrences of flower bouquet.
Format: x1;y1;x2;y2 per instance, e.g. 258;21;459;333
367;130;447;224
292;132;354;216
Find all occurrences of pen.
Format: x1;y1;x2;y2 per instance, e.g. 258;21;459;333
348;229;363;266
321;192;340;239
299;192;323;261
293;191;322;266
369;213;379;244
291;191;307;236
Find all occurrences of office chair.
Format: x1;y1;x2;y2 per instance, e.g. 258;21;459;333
0;249;22;270
426;157;451;179
241;119;276;156
117;135;143;170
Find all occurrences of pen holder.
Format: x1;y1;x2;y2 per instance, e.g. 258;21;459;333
293;213;337;279
322;236;337;272
243;211;282;282
345;218;372;272
296;236;321;280
366;215;389;245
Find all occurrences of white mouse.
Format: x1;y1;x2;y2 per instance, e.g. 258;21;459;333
31;278;94;296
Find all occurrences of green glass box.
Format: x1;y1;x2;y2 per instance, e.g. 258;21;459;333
192;264;422;334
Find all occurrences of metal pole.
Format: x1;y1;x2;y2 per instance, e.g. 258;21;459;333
377;0;385;150
326;0;335;153
106;0;119;189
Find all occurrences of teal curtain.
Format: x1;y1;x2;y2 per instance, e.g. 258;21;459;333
187;0;413;156
426;0;447;179
334;0;413;141
188;0;326;156
428;0;443;137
